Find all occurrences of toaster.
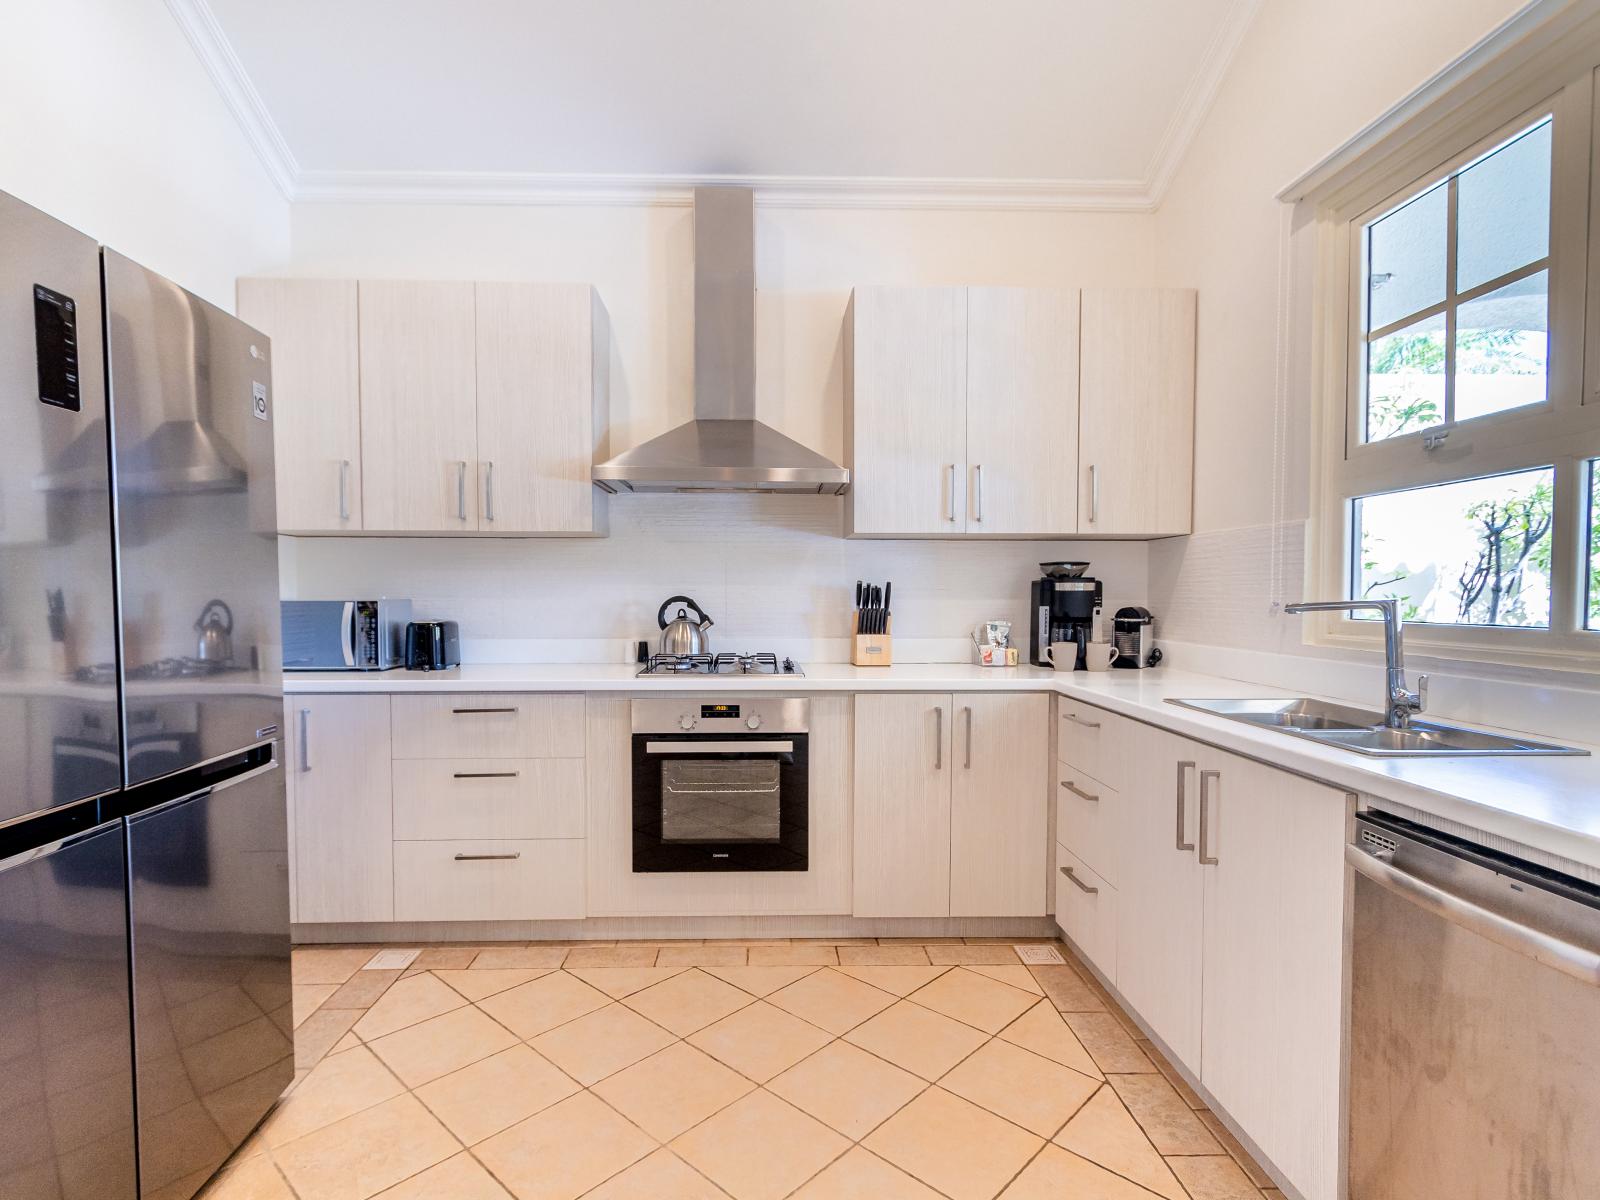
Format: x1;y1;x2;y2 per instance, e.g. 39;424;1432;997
404;620;461;671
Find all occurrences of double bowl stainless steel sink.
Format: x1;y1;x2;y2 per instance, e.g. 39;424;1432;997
1166;697;1588;757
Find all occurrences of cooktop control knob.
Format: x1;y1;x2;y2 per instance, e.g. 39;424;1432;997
746;714;763;730
679;714;696;731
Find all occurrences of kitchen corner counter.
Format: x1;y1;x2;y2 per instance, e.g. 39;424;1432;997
283;662;1600;870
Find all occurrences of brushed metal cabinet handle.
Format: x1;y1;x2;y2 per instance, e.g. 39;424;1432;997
456;460;468;520
454;852;521;862
974;464;984;523
484;461;495;522
338;459;350;521
298;708;311;772
946;464;957;522
934;707;943;770
1064;712;1101;730
1199;769;1220;865
1060;865;1099;894
1089;463;1099;524
452;771;520;779
963;705;973;769
1060;779;1099;802
451;706;518;715
1175;760;1195;851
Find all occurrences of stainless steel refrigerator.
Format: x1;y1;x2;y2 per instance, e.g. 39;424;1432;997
0;190;290;1200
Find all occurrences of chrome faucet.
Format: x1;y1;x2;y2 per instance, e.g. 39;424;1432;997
1283;598;1428;729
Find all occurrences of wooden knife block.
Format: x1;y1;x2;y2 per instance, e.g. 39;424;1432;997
851;614;892;667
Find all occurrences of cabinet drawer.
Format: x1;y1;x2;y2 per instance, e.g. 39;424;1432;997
1055;844;1116;985
1057;701;1120;790
1056;768;1117;886
393;759;585;841
393;839;584;922
392;693;584;759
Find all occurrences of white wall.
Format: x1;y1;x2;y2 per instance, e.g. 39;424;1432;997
0;0;290;309
1148;0;1535;656
278;203;1160;659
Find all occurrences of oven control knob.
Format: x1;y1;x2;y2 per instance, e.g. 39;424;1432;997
746;714;763;730
678;714;696;731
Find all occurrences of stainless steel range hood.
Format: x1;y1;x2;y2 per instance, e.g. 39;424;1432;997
592;187;849;495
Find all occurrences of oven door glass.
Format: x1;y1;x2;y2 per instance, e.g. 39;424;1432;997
661;759;781;843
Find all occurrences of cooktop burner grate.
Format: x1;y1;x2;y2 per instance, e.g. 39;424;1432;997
638;652;802;677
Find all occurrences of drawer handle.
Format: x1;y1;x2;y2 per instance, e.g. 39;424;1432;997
451;707;518;715
1064;712;1101;730
1060;780;1099;802
453;771;520;779
454;852;521;861
1060;865;1099;894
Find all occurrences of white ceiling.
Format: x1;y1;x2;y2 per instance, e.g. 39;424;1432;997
184;0;1258;207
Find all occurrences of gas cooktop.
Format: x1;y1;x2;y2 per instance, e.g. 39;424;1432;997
637;652;803;677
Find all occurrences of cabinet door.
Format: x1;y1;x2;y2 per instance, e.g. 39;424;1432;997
1114;725;1204;1065
475;282;606;533
846;287;967;535
358;280;479;531
1079;289;1195;537
237;278;363;532
852;693;951;917
966;287;1079;535
287;695;394;923
950;692;1048;916
1200;749;1348;1200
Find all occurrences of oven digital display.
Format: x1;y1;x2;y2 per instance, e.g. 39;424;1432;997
700;704;741;719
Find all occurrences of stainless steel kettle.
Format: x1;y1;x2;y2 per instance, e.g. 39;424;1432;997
657;595;713;656
194;599;234;664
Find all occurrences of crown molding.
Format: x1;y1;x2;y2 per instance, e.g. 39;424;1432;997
292;169;1157;211
1143;0;1264;205
165;0;299;199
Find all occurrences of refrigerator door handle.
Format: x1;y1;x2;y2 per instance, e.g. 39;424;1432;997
126;754;281;824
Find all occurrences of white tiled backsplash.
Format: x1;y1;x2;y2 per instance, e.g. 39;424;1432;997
278;493;1151;664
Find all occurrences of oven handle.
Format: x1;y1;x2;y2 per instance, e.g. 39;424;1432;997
644;740;795;754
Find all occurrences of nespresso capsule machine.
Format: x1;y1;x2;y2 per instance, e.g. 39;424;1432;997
1030;562;1103;669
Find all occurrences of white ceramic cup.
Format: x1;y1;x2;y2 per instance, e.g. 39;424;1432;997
1043;640;1079;670
1084;642;1121;672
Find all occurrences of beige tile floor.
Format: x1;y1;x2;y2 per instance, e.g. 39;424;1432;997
201;939;1286;1200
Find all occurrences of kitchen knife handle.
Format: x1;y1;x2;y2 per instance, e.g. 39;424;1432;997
456;461;468;521
484;461;495;522
338;459;350;521
946;464;957;522
974;464;983;523
298;708;311;772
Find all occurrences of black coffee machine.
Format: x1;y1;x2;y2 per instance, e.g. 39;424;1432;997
1030;562;1103;669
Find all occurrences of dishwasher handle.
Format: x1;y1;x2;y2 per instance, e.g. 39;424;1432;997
1346;842;1600;988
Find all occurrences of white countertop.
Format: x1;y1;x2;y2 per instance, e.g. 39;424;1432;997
284;662;1600;870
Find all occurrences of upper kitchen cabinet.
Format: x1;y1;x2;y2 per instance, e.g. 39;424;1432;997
845;284;1194;539
359;280;480;532
241;275;609;536
237;278;363;533
1078;288;1196;537
845;286;968;536
474;282;608;535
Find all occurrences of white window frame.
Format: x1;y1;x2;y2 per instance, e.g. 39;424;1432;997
1305;62;1600;670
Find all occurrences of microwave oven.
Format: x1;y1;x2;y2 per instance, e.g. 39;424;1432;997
282;599;412;671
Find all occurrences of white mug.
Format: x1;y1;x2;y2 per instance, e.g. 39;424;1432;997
1084;642;1121;672
1042;641;1079;670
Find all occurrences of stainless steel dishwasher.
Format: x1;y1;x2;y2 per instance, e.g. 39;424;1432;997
1348;811;1600;1199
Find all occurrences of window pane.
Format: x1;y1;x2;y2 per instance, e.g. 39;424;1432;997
1366;312;1445;441
1454;269;1548;422
1368;182;1447;330
1457;120;1551;293
1355;467;1554;629
1588;461;1600;632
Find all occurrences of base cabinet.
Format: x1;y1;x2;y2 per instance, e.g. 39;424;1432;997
394;840;585;922
1060;703;1350;1200
854;692;1047;918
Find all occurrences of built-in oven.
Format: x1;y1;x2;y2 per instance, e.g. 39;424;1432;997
632;698;808;872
